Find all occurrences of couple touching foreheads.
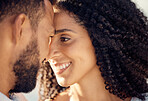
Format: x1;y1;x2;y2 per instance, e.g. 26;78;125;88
0;0;148;101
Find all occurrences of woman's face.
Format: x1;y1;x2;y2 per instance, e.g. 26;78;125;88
48;11;98;87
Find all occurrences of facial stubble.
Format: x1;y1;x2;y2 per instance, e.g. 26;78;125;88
9;39;40;93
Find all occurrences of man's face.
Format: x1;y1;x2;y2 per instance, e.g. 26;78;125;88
10;39;39;93
37;0;54;64
10;0;54;93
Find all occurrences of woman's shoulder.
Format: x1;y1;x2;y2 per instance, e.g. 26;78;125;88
53;90;69;101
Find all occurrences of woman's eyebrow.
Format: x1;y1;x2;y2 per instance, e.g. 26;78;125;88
55;29;76;35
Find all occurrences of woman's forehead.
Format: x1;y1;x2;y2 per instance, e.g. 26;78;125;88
54;11;77;28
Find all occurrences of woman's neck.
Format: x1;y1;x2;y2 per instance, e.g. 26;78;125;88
68;66;131;101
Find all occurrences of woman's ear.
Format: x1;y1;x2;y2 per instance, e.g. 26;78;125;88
12;14;26;44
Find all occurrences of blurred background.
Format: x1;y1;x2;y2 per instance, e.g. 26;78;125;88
132;0;148;17
23;0;148;101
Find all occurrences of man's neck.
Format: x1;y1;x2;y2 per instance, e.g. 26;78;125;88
0;66;15;98
0;76;10;97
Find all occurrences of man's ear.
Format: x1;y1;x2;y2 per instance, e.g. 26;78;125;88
12;14;26;44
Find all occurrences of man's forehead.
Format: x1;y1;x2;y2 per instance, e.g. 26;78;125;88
44;0;54;20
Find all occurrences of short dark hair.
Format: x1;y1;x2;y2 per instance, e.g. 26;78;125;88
50;0;57;5
0;0;56;29
0;0;45;29
39;0;148;100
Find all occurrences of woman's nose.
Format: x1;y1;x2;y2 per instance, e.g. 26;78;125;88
47;39;61;60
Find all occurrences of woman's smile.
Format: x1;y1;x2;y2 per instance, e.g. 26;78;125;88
50;60;72;75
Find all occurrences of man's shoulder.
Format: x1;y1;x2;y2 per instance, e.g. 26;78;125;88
0;92;12;101
10;93;27;101
0;92;27;101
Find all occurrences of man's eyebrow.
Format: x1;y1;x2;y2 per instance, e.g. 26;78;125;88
55;29;76;35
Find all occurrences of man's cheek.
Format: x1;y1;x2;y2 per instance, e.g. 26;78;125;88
38;38;49;63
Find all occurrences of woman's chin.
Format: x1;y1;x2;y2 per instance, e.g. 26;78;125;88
57;79;72;87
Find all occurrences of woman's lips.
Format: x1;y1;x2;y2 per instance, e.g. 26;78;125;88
50;62;72;75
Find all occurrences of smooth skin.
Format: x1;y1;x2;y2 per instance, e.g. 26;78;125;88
48;10;132;101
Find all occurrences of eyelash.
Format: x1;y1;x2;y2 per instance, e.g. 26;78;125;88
60;37;71;42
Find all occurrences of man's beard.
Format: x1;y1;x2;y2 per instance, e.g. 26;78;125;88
9;39;40;93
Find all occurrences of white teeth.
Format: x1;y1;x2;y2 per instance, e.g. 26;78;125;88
66;64;69;67
59;63;71;70
60;65;63;69
63;64;66;69
50;62;71;70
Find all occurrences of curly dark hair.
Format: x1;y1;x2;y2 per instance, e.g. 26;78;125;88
39;0;148;100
